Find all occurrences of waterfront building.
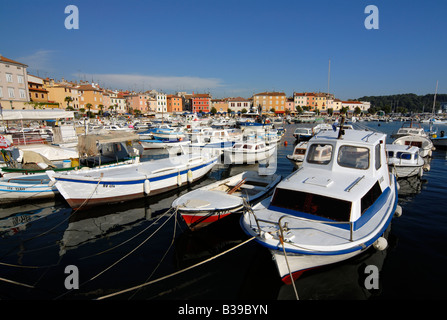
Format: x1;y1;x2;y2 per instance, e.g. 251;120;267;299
77;82;104;113
167;95;183;113
228;97;251;113
253;91;286;113
44;78;80;110
341;100;370;113
211;98;229;113
27;74;51;107
0;55;30;109
293;92;308;110
110;95;126;114
192;93;211;113
156;93;167;113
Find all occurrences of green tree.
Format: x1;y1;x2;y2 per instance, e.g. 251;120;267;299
210;107;217;115
65;96;73;109
85;103;93;118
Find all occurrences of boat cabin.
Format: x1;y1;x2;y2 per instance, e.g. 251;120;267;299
386;145;420;163
269;129;391;225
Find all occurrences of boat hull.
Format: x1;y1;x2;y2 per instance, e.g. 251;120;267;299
224;145;276;164
48;155;218;210
0;174;57;204
241;175;399;284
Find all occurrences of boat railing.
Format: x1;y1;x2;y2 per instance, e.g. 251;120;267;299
245;206;354;242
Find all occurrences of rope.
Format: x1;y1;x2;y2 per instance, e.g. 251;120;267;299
96;235;256;300
0;277;35;289
128;208;180;299
79;207;175;260
54;206;178;300
278;232;299;300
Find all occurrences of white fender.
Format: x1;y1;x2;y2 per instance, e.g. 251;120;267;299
143;179;150;195
373;237;388;251
187;169;193;183
177;171;182;187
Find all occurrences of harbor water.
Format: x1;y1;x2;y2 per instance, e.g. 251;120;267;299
1;121;446;301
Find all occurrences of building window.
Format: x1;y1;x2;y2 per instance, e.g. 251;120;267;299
17;75;24;84
6;73;13;83
8;87;15;98
0;87;3;98
19;89;26;99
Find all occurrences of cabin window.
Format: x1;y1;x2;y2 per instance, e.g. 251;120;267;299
306;143;333;165
295;148;306;155
337;145;369;169
387;151;394;158
271;188;352;222
234;144;243;149
243;144;252;149
375;144;381;170
396;152;411;160
360;181;382;215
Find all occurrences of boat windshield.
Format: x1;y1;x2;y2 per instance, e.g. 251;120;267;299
270;188;352;222
396;152;412;160
306;144;332;165
337;145;370;169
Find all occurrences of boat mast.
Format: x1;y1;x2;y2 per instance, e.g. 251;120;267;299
431;80;438;116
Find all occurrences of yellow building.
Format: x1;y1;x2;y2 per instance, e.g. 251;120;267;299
77;82;104;113
44;79;80;110
253;92;286;114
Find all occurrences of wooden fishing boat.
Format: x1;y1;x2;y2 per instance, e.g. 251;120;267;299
47;152;219;210
172;171;282;230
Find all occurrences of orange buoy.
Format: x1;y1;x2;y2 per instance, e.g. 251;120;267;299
284;141;288;146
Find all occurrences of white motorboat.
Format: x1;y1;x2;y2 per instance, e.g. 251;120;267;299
293;127;313;140
140;139;191;152
391;120;429;139
240;124;401;284
392;135;435;158
0;133;141;205
386;144;429;178
223;140;276;164
286;141;308;167
172;171;282;230
47;152;219;210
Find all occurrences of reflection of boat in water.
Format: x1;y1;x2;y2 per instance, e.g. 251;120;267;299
277;226;393;300
0;200;66;237
396;175;427;198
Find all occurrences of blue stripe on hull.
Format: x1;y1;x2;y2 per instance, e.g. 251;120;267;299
54;159;217;185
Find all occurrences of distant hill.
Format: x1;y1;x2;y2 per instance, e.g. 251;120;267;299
355;93;447;114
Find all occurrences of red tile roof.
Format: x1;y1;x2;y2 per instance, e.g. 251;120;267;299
0;55;28;67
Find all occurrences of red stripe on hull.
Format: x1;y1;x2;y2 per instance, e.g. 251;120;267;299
181;211;233;230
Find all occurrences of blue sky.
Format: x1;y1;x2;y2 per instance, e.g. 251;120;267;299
1;0;446;100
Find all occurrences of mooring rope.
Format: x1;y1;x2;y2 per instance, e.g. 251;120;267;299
96;235;256;300
127;207;180;299
54;206;179;300
78;207;175;260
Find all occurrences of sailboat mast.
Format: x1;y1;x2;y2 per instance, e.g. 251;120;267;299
432;80;438;115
